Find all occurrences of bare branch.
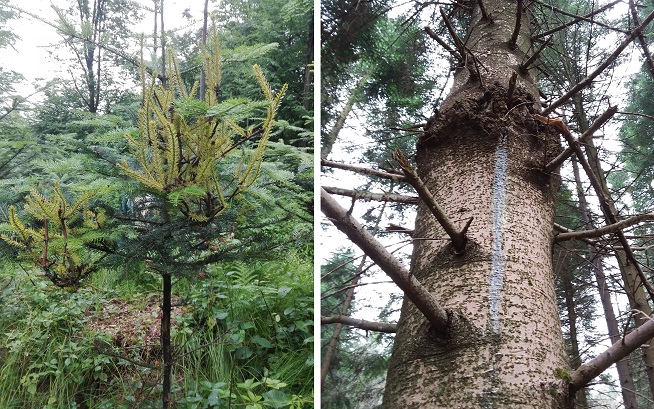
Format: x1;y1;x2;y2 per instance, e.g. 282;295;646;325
321;159;407;182
393;149;467;253
321;188;450;333
477;0;489;21
544;106;618;173
323;186;419;204
424;26;463;62
555;214;654;242
570;316;654;392
520;36;551;73
321;315;397;333
542;9;654;116
439;7;467;58
532;0;626;40
387;223;415;235
509;0;523;49
629;0;654;79
554;223;598;247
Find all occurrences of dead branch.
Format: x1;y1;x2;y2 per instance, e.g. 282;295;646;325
321;159;407;183
321;188;450;333
542;9;654;116
477;0;489;21
387;223;415;235
509;0;523;49
424;26;463;62
321;315;398;333
544;106;618;172
555;214;654;242
629;0;654;79
570;316;654;392
393;149;467;253
554;223;599;247
439;7;467;58
323;186;419;204
520;36;551;73
532;0;626;40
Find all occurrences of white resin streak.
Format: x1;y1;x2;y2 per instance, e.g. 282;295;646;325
489;133;508;334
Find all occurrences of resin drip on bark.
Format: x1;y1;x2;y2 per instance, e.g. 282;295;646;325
381;0;570;406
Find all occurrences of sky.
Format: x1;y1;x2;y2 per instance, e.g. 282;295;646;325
2;0;209;98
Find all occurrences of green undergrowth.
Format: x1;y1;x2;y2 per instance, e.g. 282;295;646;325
0;257;313;408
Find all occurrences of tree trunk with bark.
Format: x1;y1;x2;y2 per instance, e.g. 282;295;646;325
382;1;571;406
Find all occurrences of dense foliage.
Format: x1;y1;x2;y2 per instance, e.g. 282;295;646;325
0;0;313;407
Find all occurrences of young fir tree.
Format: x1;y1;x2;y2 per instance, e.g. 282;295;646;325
2;22;287;408
1;181;109;289
116;24;286;408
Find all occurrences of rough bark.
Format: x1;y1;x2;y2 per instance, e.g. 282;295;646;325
382;1;570;406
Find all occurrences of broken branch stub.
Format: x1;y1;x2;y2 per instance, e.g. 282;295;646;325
392;149;468;253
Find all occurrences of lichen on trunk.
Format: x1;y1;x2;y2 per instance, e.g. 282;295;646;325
382;1;572;407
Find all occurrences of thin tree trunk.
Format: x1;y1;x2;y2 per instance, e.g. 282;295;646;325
162;272;172;409
554;244;589;408
199;0;209;102
320;274;360;384
321;202;386;383
321;73;368;160
571;94;654;401
572;157;640;409
153;0;158;67
584;138;654;398
159;0;166;85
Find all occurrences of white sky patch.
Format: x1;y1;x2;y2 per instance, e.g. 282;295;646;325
2;0;207;100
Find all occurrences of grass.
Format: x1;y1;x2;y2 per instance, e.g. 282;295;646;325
0;258;313;408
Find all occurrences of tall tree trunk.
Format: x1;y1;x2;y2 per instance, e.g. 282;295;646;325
572;157;640;409
382;1;569;406
553;244;589;408
584;137;654;397
321;73;368;160
199;0;209;102
571;94;654;401
303;13;313;112
162;272;172;409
